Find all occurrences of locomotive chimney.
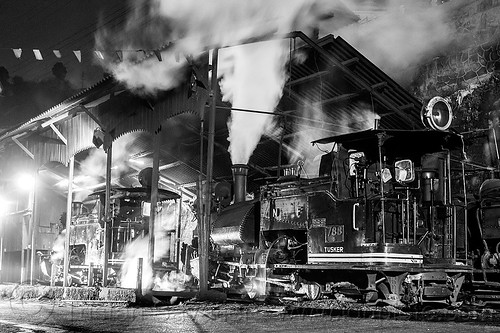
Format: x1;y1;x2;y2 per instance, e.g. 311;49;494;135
71;201;84;216
232;164;249;203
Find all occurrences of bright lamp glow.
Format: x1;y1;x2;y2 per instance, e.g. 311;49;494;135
0;196;9;216
15;173;35;191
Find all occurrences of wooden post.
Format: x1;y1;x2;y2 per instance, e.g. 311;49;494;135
29;172;39;285
176;191;183;270
88;263;94;286
148;123;161;289
103;141;112;286
199;48;218;296
0;227;3;280
136;257;143;295
63;156;74;287
197;59;205;291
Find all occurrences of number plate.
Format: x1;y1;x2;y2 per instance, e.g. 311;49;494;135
325;225;344;243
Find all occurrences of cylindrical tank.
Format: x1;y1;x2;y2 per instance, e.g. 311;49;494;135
421;153;445;204
421;171;436;203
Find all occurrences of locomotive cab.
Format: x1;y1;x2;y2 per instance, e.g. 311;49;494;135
308;129;466;269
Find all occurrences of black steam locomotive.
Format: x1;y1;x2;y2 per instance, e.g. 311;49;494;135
208;110;500;307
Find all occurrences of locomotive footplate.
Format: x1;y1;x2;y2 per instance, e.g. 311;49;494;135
271;263;472;273
308;243;424;266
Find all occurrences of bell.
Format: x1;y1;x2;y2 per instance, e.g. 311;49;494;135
138;167;153;187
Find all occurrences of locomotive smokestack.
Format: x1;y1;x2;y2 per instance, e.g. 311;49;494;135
232;164;249;203
71;201;84;216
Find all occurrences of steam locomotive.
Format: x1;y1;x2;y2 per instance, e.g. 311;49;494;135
208;101;500;307
43;185;180;287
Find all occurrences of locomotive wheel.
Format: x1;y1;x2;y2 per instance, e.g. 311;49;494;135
363;291;378;303
302;282;322;300
244;279;259;299
245;269;267;300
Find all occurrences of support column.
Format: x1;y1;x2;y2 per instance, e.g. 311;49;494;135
63;156;74;287
0;225;3;282
176;191;183;270
199;48;218;296
29;172;39;285
103;142;112;286
148;121;161;289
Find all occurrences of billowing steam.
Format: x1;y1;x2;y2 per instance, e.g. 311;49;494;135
95;0;329;92
118;236;151;292
51;231;66;262
288;102;379;177
336;1;453;83
73;132;142;201
120;199;197;292
219;41;287;164
95;0;340;164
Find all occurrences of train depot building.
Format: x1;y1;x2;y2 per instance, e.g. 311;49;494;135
1;1;500;307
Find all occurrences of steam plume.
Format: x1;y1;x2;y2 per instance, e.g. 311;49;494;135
119;236;152;292
73;132;142;201
288;102;379;177
120;200;197;292
95;0;340;164
219;41;287;164
336;1;453;84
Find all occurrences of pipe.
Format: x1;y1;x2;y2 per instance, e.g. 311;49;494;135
492;126;500;170
376;133;385;244
232;164;249;203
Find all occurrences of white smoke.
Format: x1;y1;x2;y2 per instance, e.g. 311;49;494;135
289;102;379;178
119;236;152;292
120;199;197;291
74;132;142;201
219;41;287;164
153;270;190;291
51;231;66;262
96;0;342;164
336;1;454;83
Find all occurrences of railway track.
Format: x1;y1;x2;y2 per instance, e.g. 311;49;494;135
278;298;500;325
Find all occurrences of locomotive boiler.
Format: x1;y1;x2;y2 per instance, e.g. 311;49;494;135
209;126;482;307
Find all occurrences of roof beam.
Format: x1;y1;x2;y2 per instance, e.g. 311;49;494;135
12;135;34;159
371;82;387;90
286;58;359;87
321;92;360;106
286;70;330;87
248;163;272;177
48;124;67;145
41;112;69;128
341;57;359;66
159;161;183;171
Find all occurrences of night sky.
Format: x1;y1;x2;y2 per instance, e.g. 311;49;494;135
0;0;126;88
0;0;454;130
